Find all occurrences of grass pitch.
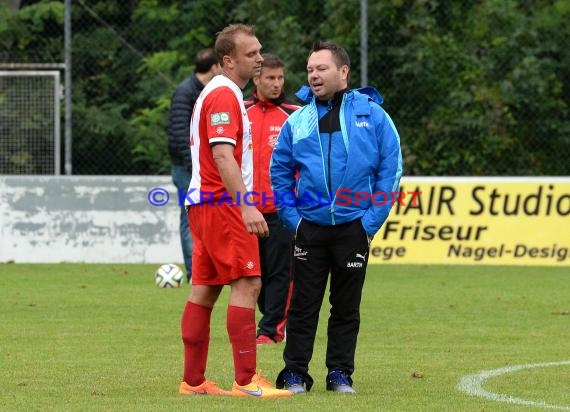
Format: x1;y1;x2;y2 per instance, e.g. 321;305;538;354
1;263;569;411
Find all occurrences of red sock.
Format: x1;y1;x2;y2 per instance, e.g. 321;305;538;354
227;305;256;385
181;301;212;386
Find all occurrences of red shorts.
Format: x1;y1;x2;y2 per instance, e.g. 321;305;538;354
188;203;261;285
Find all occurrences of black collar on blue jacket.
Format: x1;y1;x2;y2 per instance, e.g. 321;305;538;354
316;88;348;109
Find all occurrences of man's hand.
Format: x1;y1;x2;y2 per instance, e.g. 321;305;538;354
242;205;269;237
212;144;268;237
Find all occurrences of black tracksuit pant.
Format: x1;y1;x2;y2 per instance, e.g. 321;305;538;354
257;213;293;340
283;218;369;379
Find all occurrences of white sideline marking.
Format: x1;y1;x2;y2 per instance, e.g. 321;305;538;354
457;360;570;410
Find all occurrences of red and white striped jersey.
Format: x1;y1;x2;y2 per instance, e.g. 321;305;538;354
185;75;252;205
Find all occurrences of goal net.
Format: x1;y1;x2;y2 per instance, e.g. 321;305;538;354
0;71;61;174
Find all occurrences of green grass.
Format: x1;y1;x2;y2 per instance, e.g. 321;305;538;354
1;264;569;411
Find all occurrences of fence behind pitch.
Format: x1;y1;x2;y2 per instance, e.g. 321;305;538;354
0;70;61;175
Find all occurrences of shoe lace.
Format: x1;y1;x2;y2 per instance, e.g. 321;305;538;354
329;370;350;385
283;370;303;385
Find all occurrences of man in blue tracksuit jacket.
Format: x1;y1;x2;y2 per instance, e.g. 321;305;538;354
271;41;403;395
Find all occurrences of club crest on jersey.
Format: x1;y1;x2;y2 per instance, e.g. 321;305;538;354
210;112;230;125
268;134;278;147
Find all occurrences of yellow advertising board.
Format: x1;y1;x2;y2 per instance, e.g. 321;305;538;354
369;177;570;266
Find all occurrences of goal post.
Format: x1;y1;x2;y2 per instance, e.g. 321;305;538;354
0;70;62;175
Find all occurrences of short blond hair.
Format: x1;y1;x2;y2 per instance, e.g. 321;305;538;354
215;24;256;66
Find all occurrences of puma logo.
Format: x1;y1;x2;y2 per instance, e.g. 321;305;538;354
356;252;367;261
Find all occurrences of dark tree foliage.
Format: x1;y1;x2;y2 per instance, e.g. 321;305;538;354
0;0;568;175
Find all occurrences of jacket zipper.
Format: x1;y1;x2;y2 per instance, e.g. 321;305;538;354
257;103;266;205
327;100;335;225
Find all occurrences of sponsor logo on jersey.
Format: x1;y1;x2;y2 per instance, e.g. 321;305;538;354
211;112;230;125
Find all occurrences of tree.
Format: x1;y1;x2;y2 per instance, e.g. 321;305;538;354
1;0;567;175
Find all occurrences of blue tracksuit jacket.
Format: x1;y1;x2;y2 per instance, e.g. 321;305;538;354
270;85;403;237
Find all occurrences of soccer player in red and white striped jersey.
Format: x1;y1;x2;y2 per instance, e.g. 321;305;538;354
178;24;291;398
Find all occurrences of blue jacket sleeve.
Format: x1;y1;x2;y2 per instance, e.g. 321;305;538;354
361;110;403;236
269;120;302;234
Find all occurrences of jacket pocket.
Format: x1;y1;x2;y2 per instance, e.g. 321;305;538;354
359;218;371;247
295;218;304;238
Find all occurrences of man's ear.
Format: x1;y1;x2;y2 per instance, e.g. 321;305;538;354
341;64;349;81
222;55;233;69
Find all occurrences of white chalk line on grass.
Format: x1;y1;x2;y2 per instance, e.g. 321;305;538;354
457;360;570;410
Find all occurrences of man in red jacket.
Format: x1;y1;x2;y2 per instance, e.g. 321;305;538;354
245;54;301;345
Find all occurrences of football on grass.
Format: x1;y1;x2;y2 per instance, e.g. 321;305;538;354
154;263;184;288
